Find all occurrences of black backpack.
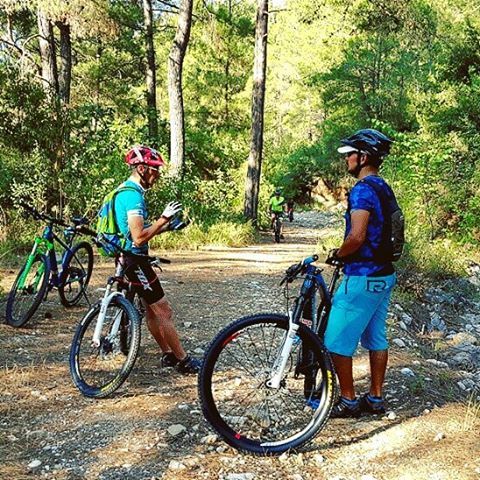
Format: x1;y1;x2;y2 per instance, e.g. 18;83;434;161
354;177;405;263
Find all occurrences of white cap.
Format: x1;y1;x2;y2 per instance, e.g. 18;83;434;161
337;145;359;154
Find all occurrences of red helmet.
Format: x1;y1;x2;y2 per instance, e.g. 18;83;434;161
125;145;165;168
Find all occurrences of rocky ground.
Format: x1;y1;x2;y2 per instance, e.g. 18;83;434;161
0;210;479;480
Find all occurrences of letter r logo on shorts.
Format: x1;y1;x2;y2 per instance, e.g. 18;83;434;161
367;279;387;293
134;267;154;291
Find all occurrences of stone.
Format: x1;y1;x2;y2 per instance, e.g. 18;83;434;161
400;367;415;377
433;432;445;442
167;424;187;436
386;411;397;420
312;453;325;466
224;474;255;480
200;434;218;444
28;460;42;470
426;359;449;368
168;460;186;471
399;321;408;331
392;338;406;348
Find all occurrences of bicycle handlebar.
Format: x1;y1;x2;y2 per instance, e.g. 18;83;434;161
280;253;342;285
19;201;82;230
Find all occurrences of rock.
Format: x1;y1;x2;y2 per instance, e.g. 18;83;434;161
224;474;255;480
28;460;42;470
168;460;186;471
194;347;205;355
392;338;406;348
433;432;445;442
451;332;477;346
290;475;304;480
400;367;415;377
200;434;218;444
167;424;187;436
184;322;192;328
422;409;431;415
312;453;325;466
386;411;397;420
400;313;412;325
427;313;447;334
426;359;449;368
279;452;289;463
398;321;408;331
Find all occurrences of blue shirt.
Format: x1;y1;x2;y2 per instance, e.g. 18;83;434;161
114;179;149;254
343;175;391;276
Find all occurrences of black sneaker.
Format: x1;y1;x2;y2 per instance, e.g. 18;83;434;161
161;352;179;368
330;397;361;418
359;393;386;415
176;355;202;374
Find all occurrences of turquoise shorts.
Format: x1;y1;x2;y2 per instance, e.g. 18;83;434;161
324;273;396;357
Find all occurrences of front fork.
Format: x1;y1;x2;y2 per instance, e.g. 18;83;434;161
17;239;47;289
266;315;299;389
91;285;125;347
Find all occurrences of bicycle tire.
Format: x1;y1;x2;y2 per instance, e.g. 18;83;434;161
274;220;281;243
6;254;51;327
198;313;335;454
69;295;141;398
58;241;94;307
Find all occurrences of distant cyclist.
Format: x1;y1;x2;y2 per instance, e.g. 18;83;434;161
287;199;294;222
114;145;201;374
268;189;286;238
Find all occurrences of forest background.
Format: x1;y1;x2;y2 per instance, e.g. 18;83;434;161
0;0;479;278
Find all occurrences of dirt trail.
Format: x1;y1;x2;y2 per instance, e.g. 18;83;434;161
0;211;479;480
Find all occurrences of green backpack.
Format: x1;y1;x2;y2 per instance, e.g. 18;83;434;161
96;186;137;257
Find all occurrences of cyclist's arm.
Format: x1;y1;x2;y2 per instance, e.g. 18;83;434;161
128;215;170;247
336;209;369;258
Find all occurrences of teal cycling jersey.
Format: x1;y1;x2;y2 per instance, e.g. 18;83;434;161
114;179;150;254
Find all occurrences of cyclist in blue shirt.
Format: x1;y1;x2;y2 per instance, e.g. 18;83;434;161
115;145;201;374
324;129;397;418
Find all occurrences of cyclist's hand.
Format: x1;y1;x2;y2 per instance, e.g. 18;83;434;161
325;248;342;266
162;201;182;219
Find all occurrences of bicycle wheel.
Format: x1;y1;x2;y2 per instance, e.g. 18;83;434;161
199;313;335;454
69;295;141;398
274;220;280;243
58;241;94;307
6;254;50;327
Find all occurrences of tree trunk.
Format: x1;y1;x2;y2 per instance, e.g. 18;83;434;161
168;0;193;178
143;0;158;142
37;9;59;98
57;20;72;105
244;0;268;223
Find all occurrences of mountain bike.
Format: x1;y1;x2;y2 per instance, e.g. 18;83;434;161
198;254;343;454
69;231;172;399
6;202;94;327
273;212;283;243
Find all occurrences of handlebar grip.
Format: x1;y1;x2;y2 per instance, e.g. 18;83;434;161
303;254;319;265
157;258;171;264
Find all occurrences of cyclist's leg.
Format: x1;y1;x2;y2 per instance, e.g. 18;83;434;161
146;299;186;360
124;259;187;360
324;276;389;399
360;273;396;397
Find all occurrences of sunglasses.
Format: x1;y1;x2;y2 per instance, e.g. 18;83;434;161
345;151;359;158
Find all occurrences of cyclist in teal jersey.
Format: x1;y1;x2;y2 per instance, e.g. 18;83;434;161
115;145;201;374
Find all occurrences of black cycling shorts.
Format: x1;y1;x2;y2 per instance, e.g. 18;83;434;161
124;257;165;305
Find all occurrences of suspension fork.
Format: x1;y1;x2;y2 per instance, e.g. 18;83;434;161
91;263;125;347
17;238;47;289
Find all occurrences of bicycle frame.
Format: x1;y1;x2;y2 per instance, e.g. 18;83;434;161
266;259;342;390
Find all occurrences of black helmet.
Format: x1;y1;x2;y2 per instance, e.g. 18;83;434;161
338;129;393;159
